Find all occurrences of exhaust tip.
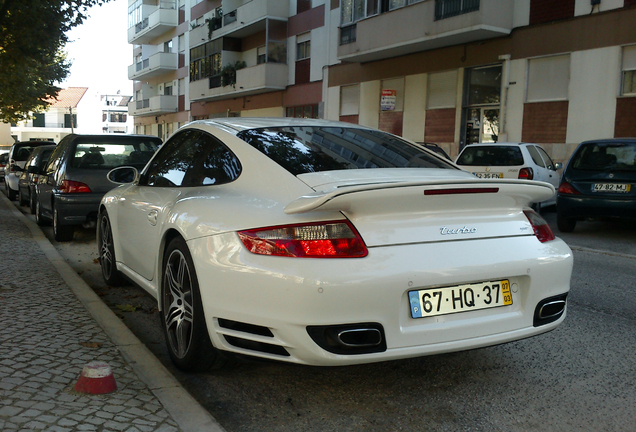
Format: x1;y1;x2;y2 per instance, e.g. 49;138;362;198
307;323;387;355
534;293;568;327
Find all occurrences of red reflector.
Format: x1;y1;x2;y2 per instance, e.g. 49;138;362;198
518;167;534;180
424;188;499;196
60;180;91;193
523;210;555;243
238;220;368;258
557;182;580;195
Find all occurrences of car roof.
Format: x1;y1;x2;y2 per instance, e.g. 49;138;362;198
190;117;376;133
579;138;636;144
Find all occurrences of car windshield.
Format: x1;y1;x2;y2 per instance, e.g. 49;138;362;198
71;140;159;170
456;145;524;166
571;141;636;172
236;126;455;175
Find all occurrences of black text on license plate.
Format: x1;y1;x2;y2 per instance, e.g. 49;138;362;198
592;183;630;193
409;280;512;319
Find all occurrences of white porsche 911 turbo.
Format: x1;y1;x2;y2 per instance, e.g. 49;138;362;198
98;118;572;371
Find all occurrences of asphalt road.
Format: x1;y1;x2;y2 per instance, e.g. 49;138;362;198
14;203;636;432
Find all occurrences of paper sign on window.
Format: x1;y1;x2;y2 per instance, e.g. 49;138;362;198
381;89;397;111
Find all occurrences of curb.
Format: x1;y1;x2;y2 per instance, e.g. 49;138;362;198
2;192;225;432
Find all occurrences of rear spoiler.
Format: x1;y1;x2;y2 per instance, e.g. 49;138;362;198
284;179;555;214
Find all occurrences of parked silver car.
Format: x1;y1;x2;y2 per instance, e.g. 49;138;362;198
4;141;54;200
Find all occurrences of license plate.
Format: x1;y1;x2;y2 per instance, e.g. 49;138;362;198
473;172;503;179
409;280;512;319
592;183;631;193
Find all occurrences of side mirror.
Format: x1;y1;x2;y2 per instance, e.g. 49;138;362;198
107;166;139;184
554;162;563;170
12;164;23;172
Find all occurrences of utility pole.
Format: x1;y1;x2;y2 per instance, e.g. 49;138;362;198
68;106;75;133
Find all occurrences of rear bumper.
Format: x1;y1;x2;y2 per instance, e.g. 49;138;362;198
557;193;636;220
188;233;573;366
54;193;105;226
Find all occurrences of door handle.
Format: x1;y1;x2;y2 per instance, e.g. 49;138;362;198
147;209;158;226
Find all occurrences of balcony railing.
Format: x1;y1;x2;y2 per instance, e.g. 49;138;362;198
128;5;178;44
128;52;178;80
434;0;480;20
129;95;178;116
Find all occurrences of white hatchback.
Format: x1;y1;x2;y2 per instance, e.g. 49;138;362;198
456;143;562;209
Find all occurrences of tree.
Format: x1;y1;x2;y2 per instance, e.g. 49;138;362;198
0;0;110;124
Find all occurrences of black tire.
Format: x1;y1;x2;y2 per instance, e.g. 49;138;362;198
7;184;16;201
161;236;225;372
29;190;37;214
53;204;74;242
18;188;27;207
98;211;124;287
35;198;50;226
557;214;576;233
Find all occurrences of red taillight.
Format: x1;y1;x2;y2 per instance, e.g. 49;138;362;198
523;210;555;243
238;220;368;258
59;180;91;193
557;182;580;195
518;167;534;180
425;187;499;196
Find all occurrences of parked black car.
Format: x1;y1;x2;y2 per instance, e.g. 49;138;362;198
17;145;56;213
556;138;636;232
35;134;162;242
4;141;53;200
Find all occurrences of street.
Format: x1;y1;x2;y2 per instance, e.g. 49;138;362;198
16;204;636;432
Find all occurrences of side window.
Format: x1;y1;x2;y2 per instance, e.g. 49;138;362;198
536;146;556;170
527;145;546;168
143;129;241;187
44;144;66;175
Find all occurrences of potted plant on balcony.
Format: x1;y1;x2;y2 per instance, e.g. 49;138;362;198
220;61;246;88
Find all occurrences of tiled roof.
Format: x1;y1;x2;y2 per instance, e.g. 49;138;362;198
118;96;132;106
47;87;88;108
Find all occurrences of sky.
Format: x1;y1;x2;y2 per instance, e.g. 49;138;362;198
60;0;132;96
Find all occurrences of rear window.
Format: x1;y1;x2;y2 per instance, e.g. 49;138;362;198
71;140;160;170
571;142;636;172
236;126;455;175
456;146;524;166
12;143;52;161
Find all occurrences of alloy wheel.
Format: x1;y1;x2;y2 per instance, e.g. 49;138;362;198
163;249;194;359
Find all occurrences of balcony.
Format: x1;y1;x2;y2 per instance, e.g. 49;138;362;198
128;6;178;45
128;52;178;81
212;0;289;39
190;62;288;102
128;95;178;117
337;0;513;63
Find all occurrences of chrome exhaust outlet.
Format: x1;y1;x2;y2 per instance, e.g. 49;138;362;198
337;328;383;348
534;293;568;327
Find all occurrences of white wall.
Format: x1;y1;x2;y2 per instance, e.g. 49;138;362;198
402;73;427;143
513;0;530;28
503;58;527;142
566;47;621;143
359;80;380;129
575;0;624;16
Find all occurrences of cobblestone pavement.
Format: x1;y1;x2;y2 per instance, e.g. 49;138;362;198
0;194;184;432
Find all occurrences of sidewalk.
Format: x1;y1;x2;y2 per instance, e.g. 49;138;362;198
0;193;224;432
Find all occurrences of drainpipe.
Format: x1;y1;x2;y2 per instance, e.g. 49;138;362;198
498;54;511;142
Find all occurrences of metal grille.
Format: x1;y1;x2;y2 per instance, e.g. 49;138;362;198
434;0;480;20
340;25;357;45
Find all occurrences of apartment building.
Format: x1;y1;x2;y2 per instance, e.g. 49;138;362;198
127;0;636;161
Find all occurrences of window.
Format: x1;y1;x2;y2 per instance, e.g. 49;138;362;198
71;140;159;170
286;105;319;118
33;113;45;127
341;0;365;25
467;65;501;106
164;83;173;96
527;145;546;168
340;85;360;116
189;40;222;82
297;0;311;14
536;146;556;170
435;0;480;21
527;55;570;102
237;126;455;176
257;46;267;64
296;34;311;60
164;40;173;53
622;45;636;96
143;130;241;187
